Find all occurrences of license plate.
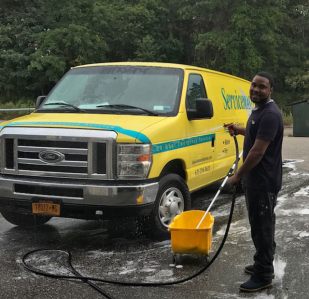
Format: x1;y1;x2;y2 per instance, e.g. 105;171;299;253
32;202;60;216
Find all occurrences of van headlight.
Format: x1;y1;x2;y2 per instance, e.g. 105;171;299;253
117;144;152;179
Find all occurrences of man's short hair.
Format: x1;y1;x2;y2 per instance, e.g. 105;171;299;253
256;71;274;88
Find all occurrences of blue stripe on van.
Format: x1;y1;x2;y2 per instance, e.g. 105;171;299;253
2;121;150;143
152;133;215;154
1;122;215;153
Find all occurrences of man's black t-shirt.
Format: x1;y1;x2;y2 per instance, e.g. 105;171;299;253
243;100;284;193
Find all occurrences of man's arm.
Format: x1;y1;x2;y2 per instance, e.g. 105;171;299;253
228;138;271;185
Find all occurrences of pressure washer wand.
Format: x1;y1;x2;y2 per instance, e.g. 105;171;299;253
196;150;243;229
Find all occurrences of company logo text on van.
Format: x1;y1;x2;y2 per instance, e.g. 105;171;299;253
221;88;252;110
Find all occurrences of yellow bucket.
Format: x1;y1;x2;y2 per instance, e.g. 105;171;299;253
169;210;214;255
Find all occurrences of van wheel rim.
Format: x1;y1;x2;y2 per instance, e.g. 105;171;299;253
158;187;184;227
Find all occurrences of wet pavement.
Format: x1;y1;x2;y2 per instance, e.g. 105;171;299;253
0;135;308;299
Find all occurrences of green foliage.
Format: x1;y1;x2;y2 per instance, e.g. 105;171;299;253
0;0;308;109
28;24;107;92
0;98;34;120
282;112;293;127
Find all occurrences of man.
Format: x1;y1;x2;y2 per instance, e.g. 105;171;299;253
226;72;283;292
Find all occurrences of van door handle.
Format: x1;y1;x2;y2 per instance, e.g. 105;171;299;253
211;136;215;147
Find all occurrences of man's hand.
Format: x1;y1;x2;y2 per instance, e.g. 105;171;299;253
224;123;245;136
224;123;238;136
227;172;241;186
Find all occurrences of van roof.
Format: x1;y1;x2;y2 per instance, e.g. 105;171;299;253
73;61;250;83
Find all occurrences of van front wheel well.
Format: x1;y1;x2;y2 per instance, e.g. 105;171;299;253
160;160;186;181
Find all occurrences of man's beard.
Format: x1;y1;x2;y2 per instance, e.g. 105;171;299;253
251;95;270;106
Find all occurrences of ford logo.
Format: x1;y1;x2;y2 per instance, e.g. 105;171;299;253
39;150;65;164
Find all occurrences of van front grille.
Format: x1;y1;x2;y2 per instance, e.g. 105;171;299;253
0;127;115;179
16;139;90;174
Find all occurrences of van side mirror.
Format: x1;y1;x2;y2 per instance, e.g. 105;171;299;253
36;96;46;109
187;98;213;120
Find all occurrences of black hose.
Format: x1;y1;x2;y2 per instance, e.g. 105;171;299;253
22;135;240;297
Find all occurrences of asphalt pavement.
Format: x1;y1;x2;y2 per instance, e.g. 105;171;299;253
282;126;309;172
0;130;308;299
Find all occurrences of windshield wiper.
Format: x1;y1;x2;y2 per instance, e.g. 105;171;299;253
39;101;86;112
96;104;158;116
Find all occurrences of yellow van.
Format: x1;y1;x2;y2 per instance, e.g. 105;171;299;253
0;62;252;238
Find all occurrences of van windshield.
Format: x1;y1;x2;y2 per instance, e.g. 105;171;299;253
38;66;183;116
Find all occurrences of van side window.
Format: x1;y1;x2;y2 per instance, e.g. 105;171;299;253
186;74;207;110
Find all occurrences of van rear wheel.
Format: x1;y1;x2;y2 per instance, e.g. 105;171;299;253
0;210;51;227
149;174;191;239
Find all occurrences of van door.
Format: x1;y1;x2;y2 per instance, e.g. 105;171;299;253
185;72;217;191
202;73;249;182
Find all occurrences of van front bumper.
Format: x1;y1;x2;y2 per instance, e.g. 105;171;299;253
0;175;159;219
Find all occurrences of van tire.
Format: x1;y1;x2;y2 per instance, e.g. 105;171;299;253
149;174;191;239
0;210;51;227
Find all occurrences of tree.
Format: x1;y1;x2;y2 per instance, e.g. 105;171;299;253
0;0;307;108
28;24;107;93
